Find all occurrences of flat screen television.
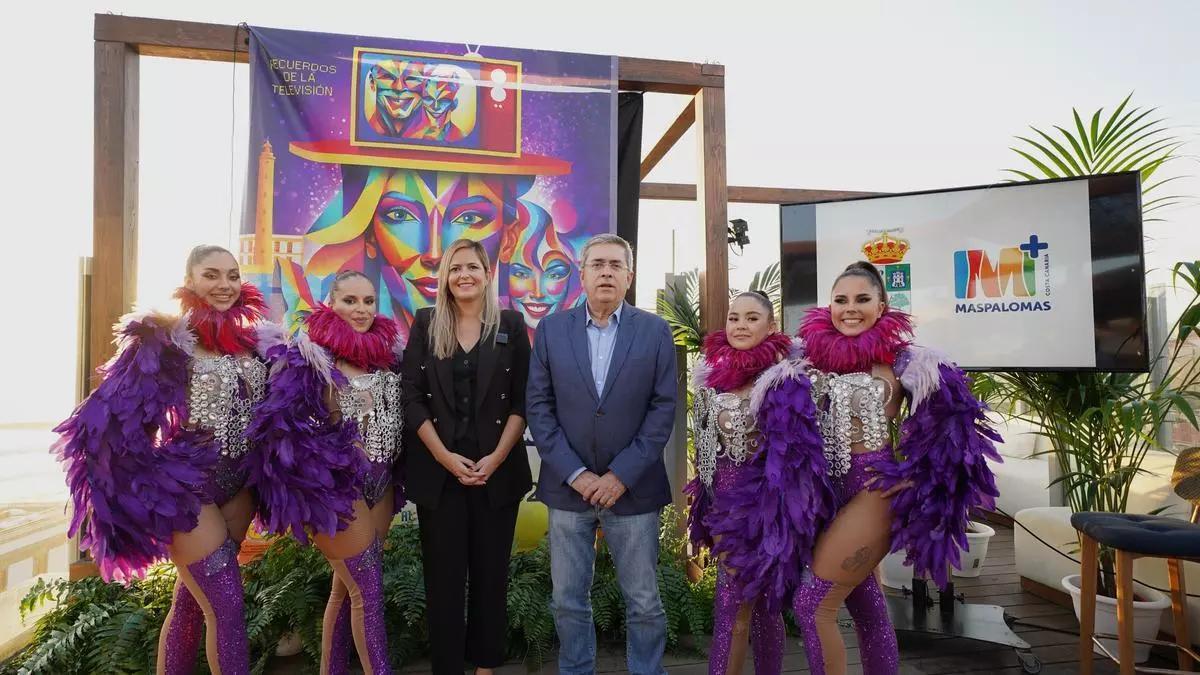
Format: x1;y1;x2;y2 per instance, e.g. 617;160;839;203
779;172;1146;371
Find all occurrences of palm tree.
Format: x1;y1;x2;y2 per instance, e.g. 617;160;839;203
1004;92;1186;220
982;94;1197;598
657;271;702;353
656;262;782;353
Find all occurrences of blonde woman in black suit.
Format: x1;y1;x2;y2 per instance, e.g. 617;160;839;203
401;238;532;675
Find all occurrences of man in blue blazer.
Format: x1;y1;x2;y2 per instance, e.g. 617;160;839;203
526;233;676;675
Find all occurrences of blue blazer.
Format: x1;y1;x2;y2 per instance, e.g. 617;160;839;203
527;303;677;515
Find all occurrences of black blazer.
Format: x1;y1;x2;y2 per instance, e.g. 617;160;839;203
402;307;532;509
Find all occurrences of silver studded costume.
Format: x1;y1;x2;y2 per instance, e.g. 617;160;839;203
337;370;402;507
189;355;268;459
689;367;790;672
693;386;761;492
189;354;269;503
806;369;893;478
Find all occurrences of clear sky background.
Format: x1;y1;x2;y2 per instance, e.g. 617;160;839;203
2;0;1197;423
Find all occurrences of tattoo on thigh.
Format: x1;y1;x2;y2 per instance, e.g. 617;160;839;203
840;545;872;572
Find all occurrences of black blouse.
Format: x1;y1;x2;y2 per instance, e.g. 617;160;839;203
451;342;480;458
402;308;533;510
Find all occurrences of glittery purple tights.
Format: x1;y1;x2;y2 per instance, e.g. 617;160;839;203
157;580;204;674
172;539;250;675
844;575;897;673
792;573;898;675
327;538;391;675
320;494;393;675
709;566;784;674
157;484;254;674
791;451;899;675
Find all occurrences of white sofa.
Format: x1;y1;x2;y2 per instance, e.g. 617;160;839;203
987;414;1054;518
1014;449;1200;644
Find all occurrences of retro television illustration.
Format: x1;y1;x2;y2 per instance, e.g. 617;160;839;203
351;48;522;156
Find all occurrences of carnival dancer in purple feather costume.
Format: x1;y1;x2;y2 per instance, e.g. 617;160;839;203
684;291;831;675
790;261;1002;675
248;270;403;675
54;245;285;675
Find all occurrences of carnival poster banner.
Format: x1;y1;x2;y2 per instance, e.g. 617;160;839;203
240;26;617;343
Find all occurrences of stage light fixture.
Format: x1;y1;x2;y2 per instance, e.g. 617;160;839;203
727;218;750;253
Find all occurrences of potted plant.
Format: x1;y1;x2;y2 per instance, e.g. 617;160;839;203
978;95;1200;662
953;521;997;579
880;521;996;586
1060;572;1171;661
880;549;914;589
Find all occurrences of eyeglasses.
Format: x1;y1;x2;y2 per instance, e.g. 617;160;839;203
585;260;628;272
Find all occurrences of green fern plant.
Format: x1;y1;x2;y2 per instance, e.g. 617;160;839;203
3;512;716;673
5;567;174;675
381;522;429;666
656;512;712;651
241;535;330;674
505;540;555;667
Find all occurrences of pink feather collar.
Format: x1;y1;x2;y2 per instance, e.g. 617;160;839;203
305;304;399;371
173;283;266;356
700;330;794;393
799;306;912;374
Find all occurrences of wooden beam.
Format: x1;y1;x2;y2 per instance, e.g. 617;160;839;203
91;41;139;383
139;43;249;63
93;15;722;90
618;58;723;94
695;86;728;334
640;182;878;204
640;98;696;180
95;14;248;62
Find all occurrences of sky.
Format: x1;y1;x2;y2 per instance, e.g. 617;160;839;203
2;0;1198;424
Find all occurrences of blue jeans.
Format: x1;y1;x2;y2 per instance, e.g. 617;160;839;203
549;506;667;675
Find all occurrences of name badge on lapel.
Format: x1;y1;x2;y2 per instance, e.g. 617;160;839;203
496;332;509;345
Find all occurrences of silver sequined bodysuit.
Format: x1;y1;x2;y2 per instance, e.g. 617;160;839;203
806;369;893;478
337;370;402;507
188;354;268;503
693;387;761;492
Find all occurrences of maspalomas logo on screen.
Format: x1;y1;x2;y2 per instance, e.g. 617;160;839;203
953;234;1051;313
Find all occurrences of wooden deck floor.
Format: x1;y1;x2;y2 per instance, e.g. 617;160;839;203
315;524;1179;673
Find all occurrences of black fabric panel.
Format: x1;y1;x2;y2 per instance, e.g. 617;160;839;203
616;92;644;304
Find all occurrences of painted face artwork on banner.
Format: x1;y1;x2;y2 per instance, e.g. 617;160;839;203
241;27;616;342
500;200;583;341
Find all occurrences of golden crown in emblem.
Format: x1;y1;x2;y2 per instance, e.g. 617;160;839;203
861;232;910;264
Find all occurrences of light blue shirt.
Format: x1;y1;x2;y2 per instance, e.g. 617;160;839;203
567;302;624;485
586;301;623;398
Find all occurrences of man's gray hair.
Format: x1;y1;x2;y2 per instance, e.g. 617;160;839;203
580;233;634;270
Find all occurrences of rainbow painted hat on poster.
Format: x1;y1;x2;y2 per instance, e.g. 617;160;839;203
290;47;570;176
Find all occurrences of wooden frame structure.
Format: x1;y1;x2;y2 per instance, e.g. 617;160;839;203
90;13;867;375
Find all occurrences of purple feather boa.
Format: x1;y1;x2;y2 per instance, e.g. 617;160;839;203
869;352;1002;587
52;313;218;582
246;342;368;543
683;476;712;549
706;364;836;612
